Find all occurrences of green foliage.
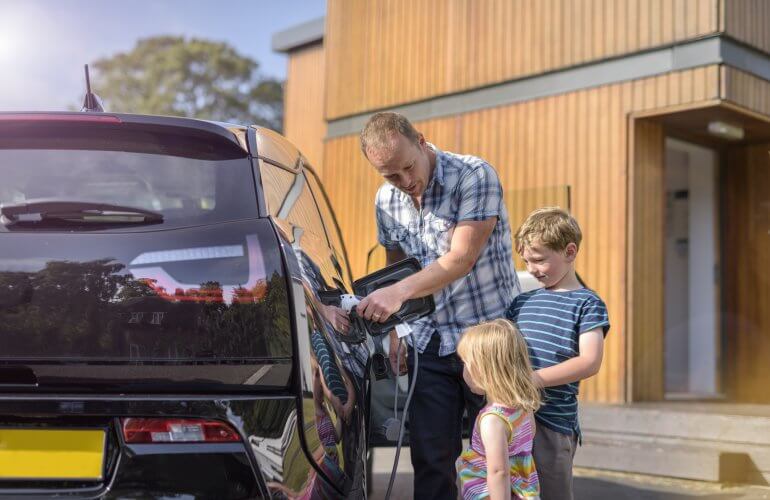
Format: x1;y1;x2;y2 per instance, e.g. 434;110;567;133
92;36;283;130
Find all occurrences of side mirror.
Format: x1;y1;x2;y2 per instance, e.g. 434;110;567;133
353;257;435;337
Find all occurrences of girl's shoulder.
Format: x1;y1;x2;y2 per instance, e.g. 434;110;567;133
479;404;529;429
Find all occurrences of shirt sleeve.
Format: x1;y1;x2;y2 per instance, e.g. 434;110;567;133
504;295;520;322
578;295;610;337
376;204;400;250
456;162;504;222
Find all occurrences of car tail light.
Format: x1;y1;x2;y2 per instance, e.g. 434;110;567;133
120;418;241;443
0;113;122;124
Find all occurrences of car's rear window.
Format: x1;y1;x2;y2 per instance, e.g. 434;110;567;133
0;149;256;230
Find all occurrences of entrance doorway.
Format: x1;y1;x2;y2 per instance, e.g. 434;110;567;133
663;138;722;399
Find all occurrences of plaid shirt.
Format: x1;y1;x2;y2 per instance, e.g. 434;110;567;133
375;145;520;356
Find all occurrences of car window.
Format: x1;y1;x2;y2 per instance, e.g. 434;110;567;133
0;149;257;230
258;162;326;240
304;167;353;287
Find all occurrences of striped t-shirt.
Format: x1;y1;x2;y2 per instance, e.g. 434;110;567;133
506;288;610;436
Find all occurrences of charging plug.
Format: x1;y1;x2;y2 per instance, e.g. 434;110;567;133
340;294;362;313
382;417;401;442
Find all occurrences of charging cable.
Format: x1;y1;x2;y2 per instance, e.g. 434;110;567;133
383;324;416;500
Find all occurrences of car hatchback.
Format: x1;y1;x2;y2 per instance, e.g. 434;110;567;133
0;112;382;498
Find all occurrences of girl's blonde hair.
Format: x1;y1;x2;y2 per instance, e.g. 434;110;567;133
457;319;541;412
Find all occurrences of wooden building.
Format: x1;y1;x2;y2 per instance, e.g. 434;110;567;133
274;1;770;483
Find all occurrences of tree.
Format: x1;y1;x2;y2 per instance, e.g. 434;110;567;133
92;36;283;131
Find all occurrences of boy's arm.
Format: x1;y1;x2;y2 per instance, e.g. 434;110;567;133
533;329;604;388
478;415;511;500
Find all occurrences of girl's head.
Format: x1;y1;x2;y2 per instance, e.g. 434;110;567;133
457;319;541;412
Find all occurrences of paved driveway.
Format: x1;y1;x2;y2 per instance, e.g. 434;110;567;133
369;448;770;499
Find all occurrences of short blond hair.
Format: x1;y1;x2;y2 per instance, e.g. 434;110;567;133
457;319;541;412
360;112;420;158
514;206;582;254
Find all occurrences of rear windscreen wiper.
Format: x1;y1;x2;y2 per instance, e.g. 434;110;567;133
1;199;164;225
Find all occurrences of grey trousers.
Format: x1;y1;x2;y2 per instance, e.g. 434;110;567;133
532;423;578;500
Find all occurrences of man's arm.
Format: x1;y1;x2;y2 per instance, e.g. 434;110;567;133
357;217;496;321
533;329;604;388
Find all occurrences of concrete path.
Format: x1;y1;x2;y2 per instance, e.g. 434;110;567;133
369;447;770;499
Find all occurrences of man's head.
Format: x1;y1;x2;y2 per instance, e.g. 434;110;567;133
360;112;434;198
514;207;582;288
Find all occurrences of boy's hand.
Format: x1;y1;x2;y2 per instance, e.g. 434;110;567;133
388;330;408;376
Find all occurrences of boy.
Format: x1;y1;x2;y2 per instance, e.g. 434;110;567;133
505;207;610;500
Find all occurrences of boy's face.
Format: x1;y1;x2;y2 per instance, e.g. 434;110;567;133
520;240;577;289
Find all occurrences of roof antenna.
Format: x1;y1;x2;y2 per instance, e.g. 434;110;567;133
81;64;105;112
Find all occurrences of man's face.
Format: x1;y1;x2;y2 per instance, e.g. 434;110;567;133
520;240;576;289
365;132;432;198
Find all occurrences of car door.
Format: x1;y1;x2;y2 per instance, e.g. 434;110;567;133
259;159;366;497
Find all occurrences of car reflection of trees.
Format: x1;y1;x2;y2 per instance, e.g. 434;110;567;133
0;259;291;359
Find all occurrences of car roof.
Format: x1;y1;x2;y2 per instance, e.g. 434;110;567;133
0;111;307;173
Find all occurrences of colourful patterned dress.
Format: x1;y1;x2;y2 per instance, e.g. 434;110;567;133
456;404;540;499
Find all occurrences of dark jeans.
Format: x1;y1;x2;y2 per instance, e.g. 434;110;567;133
406;333;485;500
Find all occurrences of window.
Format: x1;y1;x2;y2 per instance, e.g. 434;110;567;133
305;167;354;286
0;149;257;230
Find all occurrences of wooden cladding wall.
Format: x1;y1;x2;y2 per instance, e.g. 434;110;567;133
322;65;720;404
283;43;327;174
721;66;770;119
723;143;770;403
721;0;770;54
324;0;719;119
627;120;665;402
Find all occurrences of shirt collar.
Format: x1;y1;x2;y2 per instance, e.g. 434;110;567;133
426;142;445;187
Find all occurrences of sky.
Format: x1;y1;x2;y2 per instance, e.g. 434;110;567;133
0;0;326;111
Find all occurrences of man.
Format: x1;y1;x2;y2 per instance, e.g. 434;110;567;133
357;112;520;499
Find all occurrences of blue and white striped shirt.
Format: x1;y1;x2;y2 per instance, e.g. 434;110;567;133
506;288;610;436
376;145;519;356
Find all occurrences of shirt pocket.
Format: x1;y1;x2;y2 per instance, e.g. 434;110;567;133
425;214;455;255
388;226;415;255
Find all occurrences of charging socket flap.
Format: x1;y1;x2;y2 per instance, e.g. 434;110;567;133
352;257;435;337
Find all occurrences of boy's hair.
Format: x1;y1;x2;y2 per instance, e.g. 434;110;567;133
457;319;541;412
360;111;421;158
514;206;582;254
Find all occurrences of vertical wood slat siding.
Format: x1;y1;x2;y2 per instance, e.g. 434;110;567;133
322;66;720;404
723;143;770;404
283;43;327;174
721;66;770;119
627;120;665;402
324;0;719;120
722;0;770;54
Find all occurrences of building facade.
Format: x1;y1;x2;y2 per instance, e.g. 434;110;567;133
274;4;770;476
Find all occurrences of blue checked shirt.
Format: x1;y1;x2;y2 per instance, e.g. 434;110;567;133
375;145;520;356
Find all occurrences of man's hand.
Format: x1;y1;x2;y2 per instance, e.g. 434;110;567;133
388;331;408;376
357;283;405;323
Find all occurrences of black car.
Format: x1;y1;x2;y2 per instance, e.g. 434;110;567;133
0;112;431;498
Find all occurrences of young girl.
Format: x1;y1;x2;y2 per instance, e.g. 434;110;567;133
456;319;542;500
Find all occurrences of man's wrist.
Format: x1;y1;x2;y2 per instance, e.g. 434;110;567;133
394;279;412;301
